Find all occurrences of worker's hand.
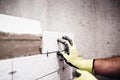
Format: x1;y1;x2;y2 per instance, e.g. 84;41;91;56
57;36;94;73
73;69;97;80
57;36;80;58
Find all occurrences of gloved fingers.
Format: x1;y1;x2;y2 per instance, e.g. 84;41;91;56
76;69;84;73
74;69;98;80
62;36;73;46
57;38;66;45
62;36;77;52
57;38;71;47
57;51;70;62
60;52;70;59
57;51;67;57
62;36;77;49
57;38;71;55
76;69;92;74
73;69;81;79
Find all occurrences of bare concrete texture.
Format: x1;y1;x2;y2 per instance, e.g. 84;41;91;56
0;0;120;80
47;0;120;59
95;0;120;58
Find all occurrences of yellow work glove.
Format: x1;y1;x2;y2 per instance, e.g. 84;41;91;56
57;36;94;73
73;69;97;80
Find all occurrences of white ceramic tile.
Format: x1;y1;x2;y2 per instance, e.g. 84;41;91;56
0;31;73;80
42;31;74;53
0;59;12;80
13;54;60;80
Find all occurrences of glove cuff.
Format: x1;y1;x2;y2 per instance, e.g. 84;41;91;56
83;59;94;73
74;59;94;73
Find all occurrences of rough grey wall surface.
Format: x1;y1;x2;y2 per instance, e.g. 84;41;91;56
0;0;120;80
47;0;120;59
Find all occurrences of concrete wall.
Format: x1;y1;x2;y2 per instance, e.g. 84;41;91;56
47;0;120;59
0;0;120;80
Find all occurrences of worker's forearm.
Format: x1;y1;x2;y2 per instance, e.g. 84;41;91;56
94;56;120;78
